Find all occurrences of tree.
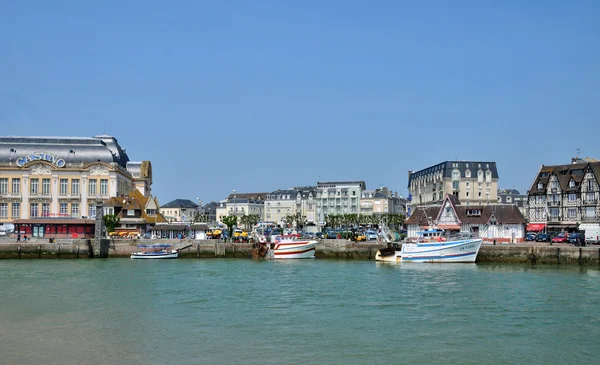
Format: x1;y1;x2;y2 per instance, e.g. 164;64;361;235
102;214;120;234
193;212;208;223
283;214;295;229
221;215;237;242
295;214;306;231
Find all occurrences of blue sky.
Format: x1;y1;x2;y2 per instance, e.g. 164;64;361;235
2;0;599;204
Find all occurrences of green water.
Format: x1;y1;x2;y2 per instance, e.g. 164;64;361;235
0;259;598;365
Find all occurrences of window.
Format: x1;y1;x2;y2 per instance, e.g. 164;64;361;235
60;179;68;194
452;181;459;190
537;182;543;190
0;178;7;194
568;193;577;202
452;170;460;180
478;192;482;197
586;192;596;203
550;208;559;218
466;181;470;189
12;203;20;219
42;203;50;217
60;203;68;216
551;181;558;190
486;170;492;182
71;203;79;218
569;180;576;188
478;170;483;182
465;169;471;178
100;179;108;195
30;203;39;218
0;203;7;218
12;178;20;194
584;206;596;219
89;180;97;195
568;208;576;218
127;209;135;216
72;179;80;194
507;196;512;203
466;192;470;197
588;180;594;190
30;178;39;194
42;178;50;195
552;194;560;203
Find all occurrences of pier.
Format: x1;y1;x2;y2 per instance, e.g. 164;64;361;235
1;238;600;265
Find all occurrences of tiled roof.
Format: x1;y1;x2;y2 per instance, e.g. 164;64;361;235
160;199;199;209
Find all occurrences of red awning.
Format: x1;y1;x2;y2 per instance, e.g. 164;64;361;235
526;223;546;232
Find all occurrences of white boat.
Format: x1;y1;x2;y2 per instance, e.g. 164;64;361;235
375;229;482;263
130;244;179;259
253;234;316;259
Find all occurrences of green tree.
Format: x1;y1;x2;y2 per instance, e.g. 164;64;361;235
283;214;296;229
221;215;238;242
102;214;120;234
193;212;208;223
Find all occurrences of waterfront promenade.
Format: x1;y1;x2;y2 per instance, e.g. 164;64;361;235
1;237;599;264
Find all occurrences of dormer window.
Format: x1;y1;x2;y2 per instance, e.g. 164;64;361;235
569;180;576;188
537;182;543;190
466;209;481;217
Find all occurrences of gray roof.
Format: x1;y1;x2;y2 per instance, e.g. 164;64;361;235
0;135;130;167
408;161;499;187
160;199;199;209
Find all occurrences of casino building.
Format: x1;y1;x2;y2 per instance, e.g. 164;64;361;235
0;135;153;238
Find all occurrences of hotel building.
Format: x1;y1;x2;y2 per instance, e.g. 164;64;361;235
315;181;366;226
0;135;152;237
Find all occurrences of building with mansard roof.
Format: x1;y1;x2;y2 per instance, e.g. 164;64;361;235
0;135;152;238
407;161;499;216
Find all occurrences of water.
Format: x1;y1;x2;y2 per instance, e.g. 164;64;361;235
1;259;599;365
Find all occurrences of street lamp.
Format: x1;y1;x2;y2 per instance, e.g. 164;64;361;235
196;197;203;222
232;189;236;217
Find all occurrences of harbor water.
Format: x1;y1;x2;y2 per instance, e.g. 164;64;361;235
0;259;599;365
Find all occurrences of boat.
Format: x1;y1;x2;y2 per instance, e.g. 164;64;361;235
130;244;179;259
252;233;316;259
375;229;483;263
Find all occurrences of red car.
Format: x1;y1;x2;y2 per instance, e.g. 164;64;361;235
552;233;569;243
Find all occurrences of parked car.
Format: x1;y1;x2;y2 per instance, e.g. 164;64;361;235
365;230;378;240
552;233;569;243
535;233;551;242
568;233;584;245
526;232;537;241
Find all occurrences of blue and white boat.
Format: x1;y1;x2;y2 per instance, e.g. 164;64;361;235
375;229;482;263
130;244;179;259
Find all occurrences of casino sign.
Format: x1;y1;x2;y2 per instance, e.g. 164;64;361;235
16;152;66;168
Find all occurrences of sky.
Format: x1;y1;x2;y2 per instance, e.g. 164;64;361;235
1;0;599;205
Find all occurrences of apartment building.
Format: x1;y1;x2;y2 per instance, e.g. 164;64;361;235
315;181;365;225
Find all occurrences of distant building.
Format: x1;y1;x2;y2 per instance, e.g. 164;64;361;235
265;186;317;228
202;201;218;225
526;157;600;233
405;194;526;243
360;187;407;215
315;181;366;226
159;199;199;223
407;161;499;215
497;188;528;219
216;192;267;225
104;189;167;235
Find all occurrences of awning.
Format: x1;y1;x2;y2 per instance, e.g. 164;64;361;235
526;223;546;232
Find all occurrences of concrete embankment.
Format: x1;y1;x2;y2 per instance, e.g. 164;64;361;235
1;238;600;265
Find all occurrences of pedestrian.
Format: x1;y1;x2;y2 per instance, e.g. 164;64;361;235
17;233;21;242
24;234;27;242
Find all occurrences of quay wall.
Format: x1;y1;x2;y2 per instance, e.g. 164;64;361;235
1;238;600;265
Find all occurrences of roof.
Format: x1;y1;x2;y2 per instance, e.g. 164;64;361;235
406;194;525;226
408;161;499;187
0;135;130;167
160;199;199;209
317;181;366;189
105;189;168;224
227;192;268;201
528;161;600;194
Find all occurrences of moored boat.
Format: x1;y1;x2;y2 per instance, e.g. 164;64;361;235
253;233;316;259
130;244;179;259
375;229;482;263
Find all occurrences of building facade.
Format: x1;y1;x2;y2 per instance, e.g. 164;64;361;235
264;186;317;227
406;194;526;243
526;158;600;233
315;181;366;225
360;187;407;216
0;135;152;236
159;199;200;223
215;192;267;225
408;161;499;215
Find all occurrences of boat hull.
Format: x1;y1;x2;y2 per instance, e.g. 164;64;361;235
130;250;179;259
375;239;482;263
270;241;316;259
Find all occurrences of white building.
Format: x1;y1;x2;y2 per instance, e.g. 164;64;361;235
315;181;366;225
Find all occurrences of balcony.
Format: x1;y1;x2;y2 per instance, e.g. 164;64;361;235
548;201;561;207
547;216;562;222
582;216;600;222
0;192;21;199
29;192;52;199
583;200;598;205
59;193;81;199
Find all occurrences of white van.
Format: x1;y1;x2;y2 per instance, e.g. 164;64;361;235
580;224;600;244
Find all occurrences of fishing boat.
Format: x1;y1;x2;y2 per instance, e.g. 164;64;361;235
252;233;316;259
130;244;179;259
375;229;483;263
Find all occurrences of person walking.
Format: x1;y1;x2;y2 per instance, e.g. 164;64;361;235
23;234;27;242
17;233;21;242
